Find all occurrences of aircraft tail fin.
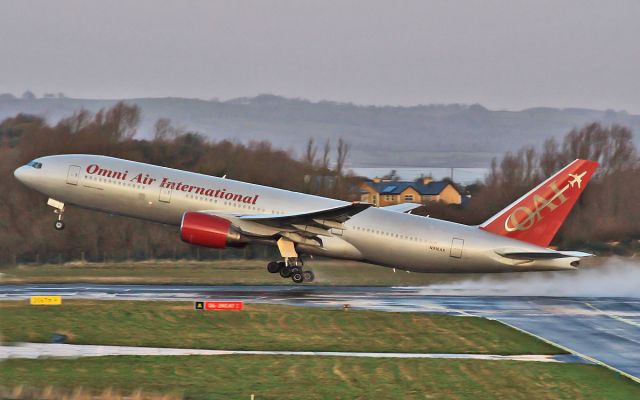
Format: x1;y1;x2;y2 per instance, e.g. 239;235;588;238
479;159;598;247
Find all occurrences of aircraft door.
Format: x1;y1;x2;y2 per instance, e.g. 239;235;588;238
66;165;81;185
450;238;464;259
159;186;172;203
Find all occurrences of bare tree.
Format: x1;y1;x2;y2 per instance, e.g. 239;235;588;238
59;109;93;135
335;138;350;176
104;101;140;141
602;124;636;173
321;139;331;171
539;138;560;177
153;118;178;142
304;138;317;167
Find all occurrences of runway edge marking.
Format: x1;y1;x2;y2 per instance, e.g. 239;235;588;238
490;318;640;384
583;302;640;328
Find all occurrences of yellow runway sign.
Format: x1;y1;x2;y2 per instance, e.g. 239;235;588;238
30;296;62;305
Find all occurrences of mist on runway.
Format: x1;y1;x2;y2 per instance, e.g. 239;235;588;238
422;257;640;297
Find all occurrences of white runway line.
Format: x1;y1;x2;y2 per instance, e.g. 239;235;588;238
583;302;640;328
492;319;640;385
1;343;569;363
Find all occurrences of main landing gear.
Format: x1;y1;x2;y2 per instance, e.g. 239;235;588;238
269;237;314;283
48;198;65;231
266;259;315;283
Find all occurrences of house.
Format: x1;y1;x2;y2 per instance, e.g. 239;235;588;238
359;176;462;207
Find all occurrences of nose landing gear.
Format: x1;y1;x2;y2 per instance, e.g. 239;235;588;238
48;198;65;231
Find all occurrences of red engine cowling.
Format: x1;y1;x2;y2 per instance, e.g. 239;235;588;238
180;212;244;248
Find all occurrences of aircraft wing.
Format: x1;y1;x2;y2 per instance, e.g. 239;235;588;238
200;202;372;247
195;202;372;248
381;203;422;214
238;202;372;229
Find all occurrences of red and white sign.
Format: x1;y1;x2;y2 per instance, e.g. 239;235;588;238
204;301;244;311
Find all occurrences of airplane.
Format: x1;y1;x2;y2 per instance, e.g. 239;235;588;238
13;155;598;283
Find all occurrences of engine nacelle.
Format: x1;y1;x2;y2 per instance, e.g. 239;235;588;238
180;212;245;248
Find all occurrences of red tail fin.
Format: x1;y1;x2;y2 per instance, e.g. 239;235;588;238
480;159;598;247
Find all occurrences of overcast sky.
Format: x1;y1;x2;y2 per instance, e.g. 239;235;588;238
1;0;639;112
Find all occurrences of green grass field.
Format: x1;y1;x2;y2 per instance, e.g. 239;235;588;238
0;259;486;285
0;300;561;354
2;355;639;400
2;300;638;399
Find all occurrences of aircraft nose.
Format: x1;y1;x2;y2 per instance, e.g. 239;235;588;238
14;165;38;187
13;166;28;182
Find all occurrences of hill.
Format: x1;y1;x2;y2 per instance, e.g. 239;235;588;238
1;94;638;167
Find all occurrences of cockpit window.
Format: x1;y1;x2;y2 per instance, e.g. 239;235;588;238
27;160;43;169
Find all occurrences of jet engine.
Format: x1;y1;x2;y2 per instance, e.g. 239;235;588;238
180;212;246;248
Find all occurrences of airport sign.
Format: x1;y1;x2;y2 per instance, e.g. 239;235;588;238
30;296;62;305
194;301;244;311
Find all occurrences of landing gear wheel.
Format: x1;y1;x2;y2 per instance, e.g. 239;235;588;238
291;271;304;284
303;271;315;282
267;261;281;273
54;220;65;231
290;266;301;275
279;265;292;278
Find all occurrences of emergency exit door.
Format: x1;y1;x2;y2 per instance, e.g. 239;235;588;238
450;238;464;259
159;187;172;203
66;165;80;185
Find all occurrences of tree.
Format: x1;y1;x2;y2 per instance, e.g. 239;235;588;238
335;138;350;176
103;101;140;141
59;109;93;135
153;118;179;142
321;139;331;171
304;138;317;167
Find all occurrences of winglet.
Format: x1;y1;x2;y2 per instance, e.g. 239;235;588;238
480;159;598;247
382;203;423;214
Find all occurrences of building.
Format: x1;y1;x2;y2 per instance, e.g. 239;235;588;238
359;176;462;207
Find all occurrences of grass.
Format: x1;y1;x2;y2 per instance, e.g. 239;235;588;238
1;300;636;399
2;355;639;400
0;259;484;285
0;300;562;355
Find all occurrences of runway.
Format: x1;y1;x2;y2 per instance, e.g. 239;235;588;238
1;284;639;382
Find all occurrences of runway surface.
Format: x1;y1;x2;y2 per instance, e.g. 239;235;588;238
1;284;639;381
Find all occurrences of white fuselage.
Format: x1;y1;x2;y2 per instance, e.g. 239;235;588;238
14;154;579;273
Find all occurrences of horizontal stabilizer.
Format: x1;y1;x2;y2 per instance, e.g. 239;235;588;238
556;251;594;258
496;249;594;260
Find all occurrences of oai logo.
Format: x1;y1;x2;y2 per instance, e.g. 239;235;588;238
504;181;570;232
